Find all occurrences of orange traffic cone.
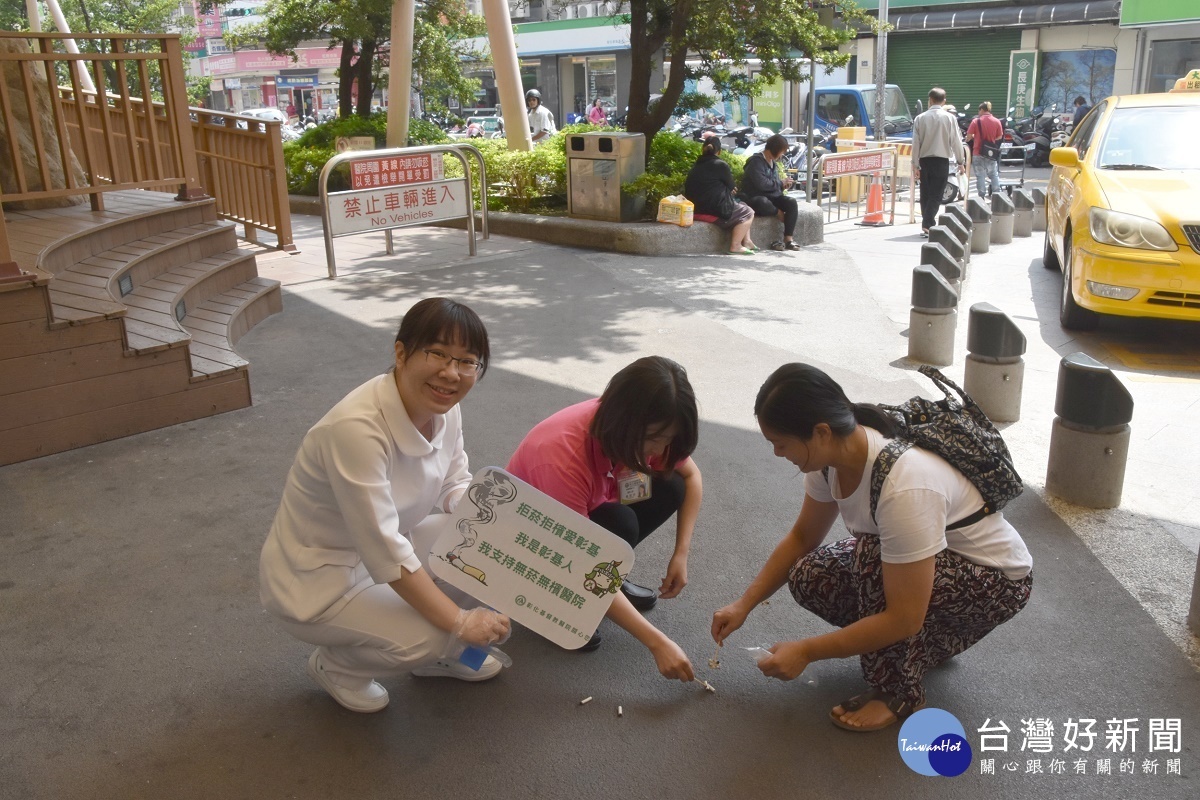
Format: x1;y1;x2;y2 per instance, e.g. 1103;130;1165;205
859;173;888;227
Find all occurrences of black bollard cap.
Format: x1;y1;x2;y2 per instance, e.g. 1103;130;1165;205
1012;189;1035;210
912;265;959;310
967;302;1027;359
920;243;962;282
938;213;970;244
929;226;965;259
945;204;973;232
991;192;1015;215
967;196;993;222
1054;352;1134;428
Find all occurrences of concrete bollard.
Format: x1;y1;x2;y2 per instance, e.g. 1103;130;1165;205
990;192;1015;245
909;265;958;366
920;242;962;293
1045;353;1134;508
938;212;972;266
967;197;992;254
964;303;1027;422
1031;187;1048;232
929;226;967;279
1012;189;1035;238
945;204;973;237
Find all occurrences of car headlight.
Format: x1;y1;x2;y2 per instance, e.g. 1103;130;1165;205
1088;208;1177;251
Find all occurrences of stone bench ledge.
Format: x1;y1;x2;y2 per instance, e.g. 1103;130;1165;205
290;195;823;256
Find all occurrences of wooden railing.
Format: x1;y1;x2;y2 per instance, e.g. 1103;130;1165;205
191;109;295;252
0;32;295;266
0;32;202;269
0;32;202;204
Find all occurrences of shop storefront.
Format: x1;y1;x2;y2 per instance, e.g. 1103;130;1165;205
203;46;343;113
1122;0;1200;94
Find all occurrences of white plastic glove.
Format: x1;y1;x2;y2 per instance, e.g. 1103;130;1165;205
451;607;511;647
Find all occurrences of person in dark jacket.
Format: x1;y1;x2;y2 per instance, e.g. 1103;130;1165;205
683;135;757;254
741;134;800;251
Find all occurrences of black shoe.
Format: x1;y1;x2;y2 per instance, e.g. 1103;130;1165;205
620;580;658;612
577;633;602;652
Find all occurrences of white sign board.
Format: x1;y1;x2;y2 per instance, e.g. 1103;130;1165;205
326;179;469;237
428;468;635;650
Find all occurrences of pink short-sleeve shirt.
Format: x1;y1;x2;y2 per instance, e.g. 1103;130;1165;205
507;399;615;516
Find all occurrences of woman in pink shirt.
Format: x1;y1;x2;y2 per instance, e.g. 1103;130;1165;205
587;99;607;125
507;356;702;681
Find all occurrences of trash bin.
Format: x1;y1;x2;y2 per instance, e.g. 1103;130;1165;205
566;132;646;222
835;125;866;203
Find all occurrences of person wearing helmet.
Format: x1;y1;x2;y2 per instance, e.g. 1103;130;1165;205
526;88;557;144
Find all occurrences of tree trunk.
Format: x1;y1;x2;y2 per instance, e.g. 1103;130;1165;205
355;39;377;118
625;0;692;165
338;42;355;118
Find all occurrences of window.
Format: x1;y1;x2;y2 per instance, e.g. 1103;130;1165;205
1147;39;1200;94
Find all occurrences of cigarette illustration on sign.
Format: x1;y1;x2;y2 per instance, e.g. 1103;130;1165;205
439;470;518;584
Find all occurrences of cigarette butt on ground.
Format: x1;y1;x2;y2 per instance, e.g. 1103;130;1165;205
617;705;623;717
696;679;716;693
579;696;593;705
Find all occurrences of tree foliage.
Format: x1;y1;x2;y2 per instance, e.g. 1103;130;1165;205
251;0;488;120
624;0;877;157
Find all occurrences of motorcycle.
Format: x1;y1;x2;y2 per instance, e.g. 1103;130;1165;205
780;127;832;197
1023;104;1059;167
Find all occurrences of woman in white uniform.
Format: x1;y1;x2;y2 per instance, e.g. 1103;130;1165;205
260;298;511;713
712;363;1032;732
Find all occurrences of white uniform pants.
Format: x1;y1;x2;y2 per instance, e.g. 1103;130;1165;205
274;515;472;691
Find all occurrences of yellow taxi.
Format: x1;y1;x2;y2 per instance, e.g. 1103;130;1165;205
1044;70;1200;330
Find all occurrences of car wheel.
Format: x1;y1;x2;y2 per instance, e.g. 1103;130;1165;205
1059;234;1099;331
1042;230;1060;271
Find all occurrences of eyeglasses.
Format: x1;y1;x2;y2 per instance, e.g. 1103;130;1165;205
422;348;483;376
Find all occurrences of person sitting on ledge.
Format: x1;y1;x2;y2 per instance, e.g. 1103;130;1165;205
740;134;801;252
683;134;757;255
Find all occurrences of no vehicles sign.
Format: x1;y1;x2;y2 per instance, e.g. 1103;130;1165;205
428;468;635;649
327;180;468;237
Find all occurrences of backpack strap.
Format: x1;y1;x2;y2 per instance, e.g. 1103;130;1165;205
870;437;995;530
869;439;911;524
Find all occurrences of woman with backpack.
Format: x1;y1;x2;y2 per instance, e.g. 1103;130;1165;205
711;363;1032;732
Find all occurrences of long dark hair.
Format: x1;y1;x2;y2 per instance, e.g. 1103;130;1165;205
754;363;897;440
394;298;490;377
590;356;699;474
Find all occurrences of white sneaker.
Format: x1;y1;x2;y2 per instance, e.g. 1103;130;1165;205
411;654;503;682
306;649;390;713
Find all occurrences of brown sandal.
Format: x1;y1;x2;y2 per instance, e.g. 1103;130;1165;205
830;688;925;732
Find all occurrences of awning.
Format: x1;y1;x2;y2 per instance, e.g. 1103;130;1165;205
878;1;1120;31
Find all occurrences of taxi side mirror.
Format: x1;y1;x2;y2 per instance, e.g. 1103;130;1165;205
1049;147;1080;168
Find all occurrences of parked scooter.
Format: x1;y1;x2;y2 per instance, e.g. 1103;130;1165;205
1023;104;1059;167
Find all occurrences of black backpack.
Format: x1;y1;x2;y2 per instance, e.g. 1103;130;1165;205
829;365;1024;530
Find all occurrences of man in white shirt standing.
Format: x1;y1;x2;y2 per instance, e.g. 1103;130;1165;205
526;88;557;145
911;87;968;236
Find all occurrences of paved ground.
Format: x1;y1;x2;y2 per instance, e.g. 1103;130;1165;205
3;191;1199;799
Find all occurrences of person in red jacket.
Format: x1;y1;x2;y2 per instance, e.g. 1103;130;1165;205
965;101;1005;199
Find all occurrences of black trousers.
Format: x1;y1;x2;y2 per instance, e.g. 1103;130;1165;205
746;194;799;237
588;473;685;549
918;156;950;230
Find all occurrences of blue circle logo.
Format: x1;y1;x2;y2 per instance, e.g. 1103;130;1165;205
897;708;973;777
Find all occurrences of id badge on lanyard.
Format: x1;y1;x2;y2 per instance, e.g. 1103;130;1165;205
616;468;652;504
